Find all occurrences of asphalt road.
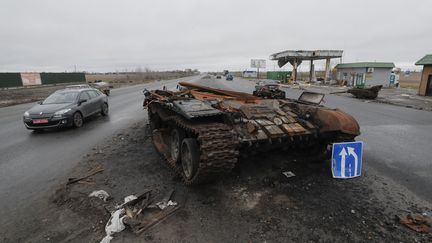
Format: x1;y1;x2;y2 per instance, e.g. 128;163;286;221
0;76;196;227
1;75;431;231
201;77;432;203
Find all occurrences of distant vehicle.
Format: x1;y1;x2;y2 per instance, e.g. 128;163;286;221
257;80;279;85
66;84;91;89
23;88;108;131
216;75;222;79
226;74;233;81
90;81;113;96
243;70;258;78
66;82;112;96
253;82;285;99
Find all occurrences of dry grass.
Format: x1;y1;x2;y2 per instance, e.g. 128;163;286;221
399;72;421;89
0;72;194;107
85;71;192;85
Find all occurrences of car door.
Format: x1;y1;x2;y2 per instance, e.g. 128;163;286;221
78;91;92;117
85;90;100;115
91;90;104;109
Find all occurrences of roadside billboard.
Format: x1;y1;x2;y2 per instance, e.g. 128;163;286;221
251;59;266;69
20;72;42;86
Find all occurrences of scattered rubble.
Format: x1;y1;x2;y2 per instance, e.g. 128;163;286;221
89;190;110;201
399;213;432;233
16;122;429;243
92;188;182;242
282;171;296;178
67;164;104;185
101;208;127;243
155;189;177;210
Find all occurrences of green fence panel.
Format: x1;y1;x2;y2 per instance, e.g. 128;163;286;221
0;73;23;88
40;73;86;85
266;71;292;82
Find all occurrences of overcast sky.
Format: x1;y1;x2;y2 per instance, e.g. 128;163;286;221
0;0;430;72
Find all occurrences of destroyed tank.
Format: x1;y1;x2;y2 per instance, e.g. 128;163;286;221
143;82;360;185
347;85;383;99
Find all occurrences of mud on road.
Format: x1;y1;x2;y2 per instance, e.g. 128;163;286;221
5;122;431;243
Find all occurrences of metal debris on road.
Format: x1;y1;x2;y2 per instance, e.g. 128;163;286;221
124;195;138;203
398;213;432;233
100;208;127;243
155;189;176;210
115;190;152;209
122;189;181;234
100;191;152;243
67;165;104;185
89;190;110;201
98;188;182;240
282;171;296;178
156;200;178;210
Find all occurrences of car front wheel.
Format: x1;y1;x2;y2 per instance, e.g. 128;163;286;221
73;112;83;128
101;103;109;116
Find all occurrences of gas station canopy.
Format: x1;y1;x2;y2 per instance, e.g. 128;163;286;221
269;50;343;82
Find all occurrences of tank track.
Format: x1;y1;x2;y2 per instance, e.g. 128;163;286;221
148;105;239;185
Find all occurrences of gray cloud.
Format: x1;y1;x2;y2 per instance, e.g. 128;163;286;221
0;0;430;72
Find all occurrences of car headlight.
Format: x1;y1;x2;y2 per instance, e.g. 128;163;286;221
53;108;72;118
23;111;30;117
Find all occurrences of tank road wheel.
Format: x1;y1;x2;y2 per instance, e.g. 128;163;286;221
181;138;200;180
170;128;185;163
148;109;162;131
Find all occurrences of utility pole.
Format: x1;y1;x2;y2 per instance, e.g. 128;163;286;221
257;66;260;80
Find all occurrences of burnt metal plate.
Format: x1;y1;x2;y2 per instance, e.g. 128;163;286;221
255;119;274;126
281;123;307;134
263;125;285;136
172;100;222;119
239;105;275;119
298;92;325;105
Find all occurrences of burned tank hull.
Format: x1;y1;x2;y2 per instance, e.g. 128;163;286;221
347;85;382;99
143;82;360;185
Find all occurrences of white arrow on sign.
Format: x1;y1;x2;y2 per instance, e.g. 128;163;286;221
339;147;347;178
347;147;359;176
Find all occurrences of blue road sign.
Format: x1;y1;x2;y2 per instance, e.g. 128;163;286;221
331;141;363;179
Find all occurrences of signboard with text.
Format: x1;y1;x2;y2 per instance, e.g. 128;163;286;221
251;59;266;69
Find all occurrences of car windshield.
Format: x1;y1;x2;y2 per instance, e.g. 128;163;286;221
42;91;79;104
